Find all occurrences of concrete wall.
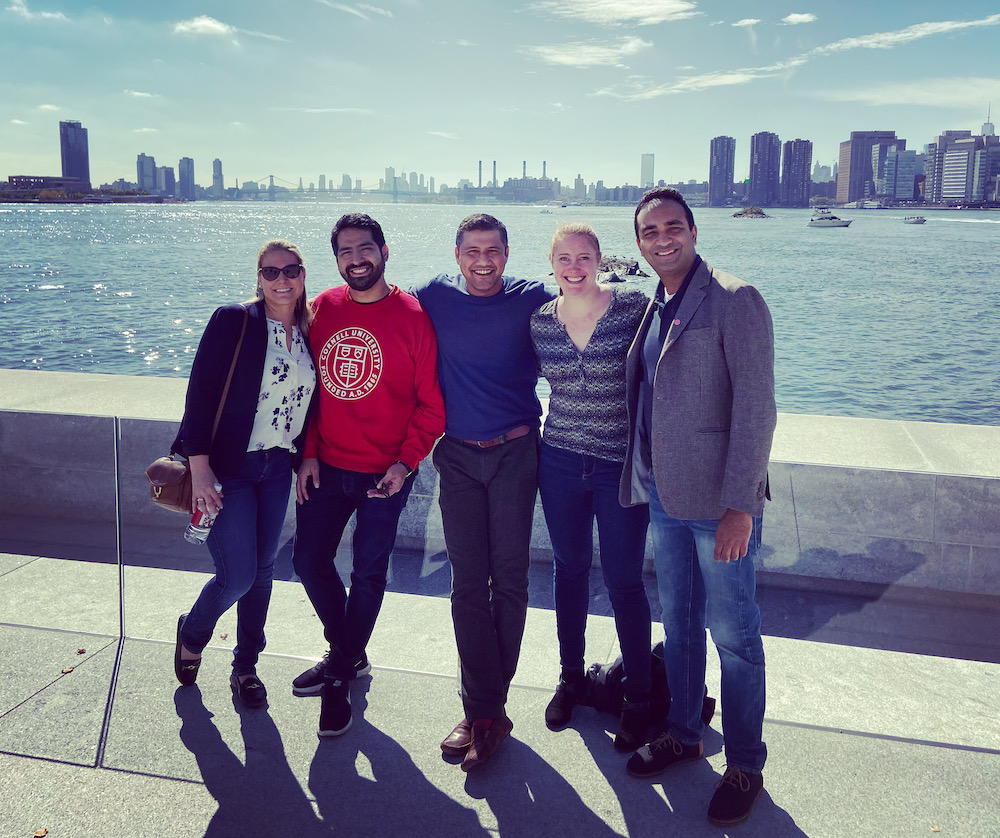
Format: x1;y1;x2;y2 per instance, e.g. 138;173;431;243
1;369;998;601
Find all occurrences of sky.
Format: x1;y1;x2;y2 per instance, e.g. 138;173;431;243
2;0;999;191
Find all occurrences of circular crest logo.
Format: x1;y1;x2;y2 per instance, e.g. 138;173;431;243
318;327;383;400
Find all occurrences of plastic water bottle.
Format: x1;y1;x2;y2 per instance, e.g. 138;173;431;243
184;483;223;544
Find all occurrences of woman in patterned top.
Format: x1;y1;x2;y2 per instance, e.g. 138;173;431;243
530;222;652;750
172;240;316;708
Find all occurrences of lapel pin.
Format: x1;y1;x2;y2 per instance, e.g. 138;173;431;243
673;319;681;325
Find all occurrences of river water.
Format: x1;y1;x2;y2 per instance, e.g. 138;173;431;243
1;201;998;425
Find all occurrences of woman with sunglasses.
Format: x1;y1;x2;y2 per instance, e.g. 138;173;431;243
172;240;316;708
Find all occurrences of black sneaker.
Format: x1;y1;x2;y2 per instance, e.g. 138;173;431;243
318;679;352;737
707;766;764;826
613;697;650;753
626;731;703;779
545;676;583;731
293;652;371;696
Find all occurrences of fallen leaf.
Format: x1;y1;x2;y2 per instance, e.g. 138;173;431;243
219;632;228;640
931;828;941;834
77;648;86;655
34;829;48;837
61;666;75;674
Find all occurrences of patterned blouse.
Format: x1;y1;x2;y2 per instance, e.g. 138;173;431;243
530;286;649;463
246;320;316;453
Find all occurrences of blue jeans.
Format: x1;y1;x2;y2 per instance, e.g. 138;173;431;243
538;441;651;695
648;476;767;773
433;432;538;721
181;447;293;676
292;461;413;682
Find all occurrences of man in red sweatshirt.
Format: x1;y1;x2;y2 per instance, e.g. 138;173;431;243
292;213;445;738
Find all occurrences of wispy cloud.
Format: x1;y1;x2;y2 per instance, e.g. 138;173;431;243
781;13;816;25
523;36;652;68
132;127;159;134
313;0;379;20
732;17;760;49
173;15;286;43
275;107;376;115
525;0;699;26
173;15;236;37
429;130;460;139
37;103;59;111
124;89;157;99
11;118;28;125
359;4;393;17
812;14;1000;54
596;14;1000;101
6;0;67;21
456;39;476;47
817;77;1000;109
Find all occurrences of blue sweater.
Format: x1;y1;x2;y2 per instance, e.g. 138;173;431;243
413;275;554;440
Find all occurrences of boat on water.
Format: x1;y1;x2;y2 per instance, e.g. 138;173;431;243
808;208;852;228
904;215;926;224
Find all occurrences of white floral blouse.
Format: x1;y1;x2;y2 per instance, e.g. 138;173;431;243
246;320;316;453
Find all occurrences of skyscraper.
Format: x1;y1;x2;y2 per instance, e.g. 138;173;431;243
59;120;90;186
640;153;654;189
780;139;813;207
178;157;195;200
748;132;780;206
137;153;157;194
708;136;736;206
212;159;224;198
836;131;897;203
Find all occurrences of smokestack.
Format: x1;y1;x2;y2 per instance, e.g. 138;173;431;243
478;160;482;189
523;160;527;178
493;160;497;186
543;160;547;178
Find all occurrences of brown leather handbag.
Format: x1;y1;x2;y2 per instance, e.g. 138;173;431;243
146;307;248;513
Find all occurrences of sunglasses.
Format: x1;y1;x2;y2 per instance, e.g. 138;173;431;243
258;264;303;281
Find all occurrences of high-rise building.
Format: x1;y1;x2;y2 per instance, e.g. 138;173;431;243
137;153;157;194
836;131;898;203
812;162;832;182
780;139;813;207
341;174;352;191
59;120;90;186
212;159;224;198
178;157;195;200
708;136;735;206
882;146;917;200
748;132;780;206
156;166;176;198
640;153;655;189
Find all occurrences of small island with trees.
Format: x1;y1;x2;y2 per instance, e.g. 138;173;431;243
732;205;771;218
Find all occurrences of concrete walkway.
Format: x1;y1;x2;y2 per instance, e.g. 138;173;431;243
2;546;999;838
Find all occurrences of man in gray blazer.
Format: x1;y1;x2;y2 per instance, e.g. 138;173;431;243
619;187;776;827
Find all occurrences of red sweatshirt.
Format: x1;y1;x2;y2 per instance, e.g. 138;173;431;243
304;284;445;474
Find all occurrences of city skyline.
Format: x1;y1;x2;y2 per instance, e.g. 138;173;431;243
2;1;999;189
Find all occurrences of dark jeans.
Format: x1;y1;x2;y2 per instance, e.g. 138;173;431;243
292;461;413;682
433;432;539;721
538;441;652;695
181;447;293;676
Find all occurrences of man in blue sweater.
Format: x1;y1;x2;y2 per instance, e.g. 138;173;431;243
414;214;553;771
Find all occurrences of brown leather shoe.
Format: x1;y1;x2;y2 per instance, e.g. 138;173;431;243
460;716;513;772
441;718;473;755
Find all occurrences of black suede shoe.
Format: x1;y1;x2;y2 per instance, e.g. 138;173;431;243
230;672;267;709
626;731;703;779
545;675;583;731
174;614;200;687
707;766;764;826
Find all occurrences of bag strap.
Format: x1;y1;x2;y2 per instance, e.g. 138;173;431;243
210;305;249;443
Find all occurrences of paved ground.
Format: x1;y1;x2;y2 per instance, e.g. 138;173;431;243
2;546;999;838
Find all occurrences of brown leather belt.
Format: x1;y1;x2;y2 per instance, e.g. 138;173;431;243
451;424;532;449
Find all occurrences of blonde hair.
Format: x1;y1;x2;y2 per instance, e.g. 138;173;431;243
549;222;601;260
251;239;312;336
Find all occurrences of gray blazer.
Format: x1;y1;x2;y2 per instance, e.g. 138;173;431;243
619;259;776;520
